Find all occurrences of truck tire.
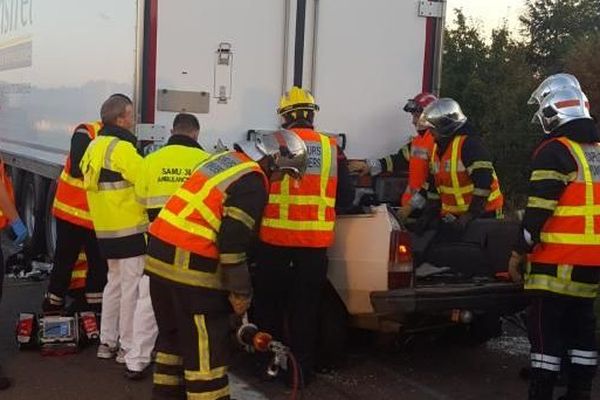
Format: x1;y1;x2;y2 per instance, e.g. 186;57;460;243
45;180;57;259
19;173;49;258
315;280;349;371
7;165;24;208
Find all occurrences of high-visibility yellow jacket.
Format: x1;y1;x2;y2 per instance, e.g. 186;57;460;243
135;134;210;221
80;125;148;259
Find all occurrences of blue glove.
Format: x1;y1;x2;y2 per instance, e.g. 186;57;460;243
10;218;28;245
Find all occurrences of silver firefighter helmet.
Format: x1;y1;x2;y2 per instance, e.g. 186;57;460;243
418;98;468;137
533;86;591;134
528;73;582;105
236;129;308;178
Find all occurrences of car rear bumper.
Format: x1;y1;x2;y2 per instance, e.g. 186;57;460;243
370;282;527;318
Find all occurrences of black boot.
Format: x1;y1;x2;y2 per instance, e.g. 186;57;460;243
529;369;557;400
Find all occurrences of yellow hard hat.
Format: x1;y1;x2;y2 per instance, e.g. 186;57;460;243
277;86;319;116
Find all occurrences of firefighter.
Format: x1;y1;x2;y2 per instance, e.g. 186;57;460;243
145;130;307;400
508;82;599;400
43;111;115;312
253;87;355;385
349;92;437;217
125;113;209;380
79;95;150;365
0;159;28;390
415;98;503;237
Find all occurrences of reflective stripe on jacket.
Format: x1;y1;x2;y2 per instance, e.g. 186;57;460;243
135;143;210;211
146;151;266;289
80;132;147;255
529;137;600;266
431;135;503;216
52;121;102;229
260;128;338;248
401;130;434;206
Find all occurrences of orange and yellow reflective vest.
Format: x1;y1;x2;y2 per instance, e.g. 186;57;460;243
529;137;600;266
146;151;267;288
401;130;435;206
431;135;503;216
259;128;338;248
0;160;15;229
53;122;102;229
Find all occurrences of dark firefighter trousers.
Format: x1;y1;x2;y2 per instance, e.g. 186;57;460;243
150;277;232;400
47;218;107;308
253;243;328;375
527;292;598;400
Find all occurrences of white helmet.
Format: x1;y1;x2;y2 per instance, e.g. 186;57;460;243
533;86;592;134
528;73;582;105
236;129;308;178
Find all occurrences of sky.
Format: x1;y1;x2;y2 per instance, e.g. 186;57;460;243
445;0;527;38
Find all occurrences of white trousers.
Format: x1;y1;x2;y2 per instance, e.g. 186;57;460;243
124;275;158;371
100;256;145;351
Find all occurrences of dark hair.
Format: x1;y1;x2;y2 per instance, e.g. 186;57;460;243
101;96;131;125
173;113;200;134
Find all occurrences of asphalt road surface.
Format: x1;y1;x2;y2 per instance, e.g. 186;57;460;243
1;278;598;400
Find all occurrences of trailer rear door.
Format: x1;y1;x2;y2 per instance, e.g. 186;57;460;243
153;0;288;150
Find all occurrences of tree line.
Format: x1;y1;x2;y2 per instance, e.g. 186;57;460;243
441;0;600;207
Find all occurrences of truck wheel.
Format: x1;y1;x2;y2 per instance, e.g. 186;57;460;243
315;280;349;371
468;313;502;345
8;165;24;211
19;173;49;258
45;180;57;259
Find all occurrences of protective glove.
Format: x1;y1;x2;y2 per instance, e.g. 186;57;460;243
397;204;413;222
9;218;28;246
508;251;525;283
348;160;370;176
228;292;251;316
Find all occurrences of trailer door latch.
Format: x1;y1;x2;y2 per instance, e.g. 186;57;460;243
214;42;233;104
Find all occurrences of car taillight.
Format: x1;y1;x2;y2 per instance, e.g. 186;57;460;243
388;230;413;289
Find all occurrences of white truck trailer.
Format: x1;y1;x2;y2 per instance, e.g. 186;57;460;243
0;0;443;255
1;1;524;353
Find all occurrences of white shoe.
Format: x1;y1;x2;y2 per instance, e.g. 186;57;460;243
97;344;118;359
115;348;127;364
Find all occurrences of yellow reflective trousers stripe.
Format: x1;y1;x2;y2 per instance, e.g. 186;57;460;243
156;352;183;366
183;315;228;382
